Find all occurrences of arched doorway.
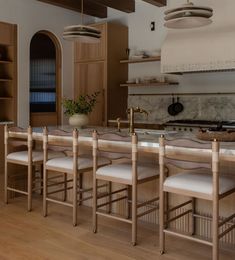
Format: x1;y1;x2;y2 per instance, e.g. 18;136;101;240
29;31;61;126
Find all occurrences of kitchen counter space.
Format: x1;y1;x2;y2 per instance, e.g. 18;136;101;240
8;126;235;162
108;119;164;130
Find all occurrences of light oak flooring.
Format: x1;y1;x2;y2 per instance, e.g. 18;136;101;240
0;182;234;259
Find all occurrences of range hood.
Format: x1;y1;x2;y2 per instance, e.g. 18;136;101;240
161;26;235;74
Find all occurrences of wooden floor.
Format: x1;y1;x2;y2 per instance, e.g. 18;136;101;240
0;179;234;260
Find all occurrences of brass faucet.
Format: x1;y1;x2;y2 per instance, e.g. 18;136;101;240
116;117;121;132
126;107;149;134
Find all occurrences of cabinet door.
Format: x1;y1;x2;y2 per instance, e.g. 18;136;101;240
74;62;106;126
74;23;106;62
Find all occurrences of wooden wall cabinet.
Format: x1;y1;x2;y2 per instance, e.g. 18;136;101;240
74;23;106;62
74;22;128;126
0;21;17;169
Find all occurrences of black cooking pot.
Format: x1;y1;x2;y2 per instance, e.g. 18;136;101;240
174;97;184;114
168;96;178;116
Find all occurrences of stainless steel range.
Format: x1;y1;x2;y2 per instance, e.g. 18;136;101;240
164;120;235;133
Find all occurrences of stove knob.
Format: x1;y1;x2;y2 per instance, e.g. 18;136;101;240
173;127;176;130
179;128;182;131
190;128;193;132
184;128;187;131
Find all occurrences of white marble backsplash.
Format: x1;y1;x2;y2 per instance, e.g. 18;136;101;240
128;94;235;123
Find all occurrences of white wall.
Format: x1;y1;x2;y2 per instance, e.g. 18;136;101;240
0;0;94;127
97;0;235;97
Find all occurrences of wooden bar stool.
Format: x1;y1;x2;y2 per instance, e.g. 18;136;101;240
92;130;160;245
4;125;65;211
159;136;235;260
43;128;110;226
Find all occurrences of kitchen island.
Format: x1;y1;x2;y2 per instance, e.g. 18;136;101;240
8;125;235;162
7;126;235;248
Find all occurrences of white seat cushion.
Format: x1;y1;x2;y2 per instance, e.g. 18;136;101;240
164;172;235;195
7;150;65;163
46;154;110;171
96;162;159;182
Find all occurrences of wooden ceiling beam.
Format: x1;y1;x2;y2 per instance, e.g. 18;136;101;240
37;0;107;18
141;0;166;7
89;0;135;13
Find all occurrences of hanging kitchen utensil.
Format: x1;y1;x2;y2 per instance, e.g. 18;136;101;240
173;96;184;114
168;95;178;116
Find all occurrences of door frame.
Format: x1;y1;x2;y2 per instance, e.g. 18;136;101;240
30;30;62;125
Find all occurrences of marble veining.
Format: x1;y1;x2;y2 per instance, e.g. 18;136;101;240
128;94;235;123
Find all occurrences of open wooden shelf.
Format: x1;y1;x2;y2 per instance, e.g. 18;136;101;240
0;97;13;100
120;56;161;64
120;82;179;87
0;60;12;64
0;79;12;82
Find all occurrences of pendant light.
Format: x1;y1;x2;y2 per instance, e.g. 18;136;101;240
164;0;213;29
63;0;101;43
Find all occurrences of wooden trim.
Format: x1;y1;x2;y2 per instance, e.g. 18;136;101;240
164;229;213;246
89;0;135;13
96;211;132;224
142;0;166;7
37;0;107;18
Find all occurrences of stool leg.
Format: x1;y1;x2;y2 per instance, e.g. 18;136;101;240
107;181;112;213
63;173;67;202
127;185;132;219
73;171;78;226
28;165;32;212
132;183;137;246
93;178;98;233
43;168;48;217
4;160;8;204
40;164;43;195
159;190;165;254
212;197;219;260
78;173;83;206
191;198;196;235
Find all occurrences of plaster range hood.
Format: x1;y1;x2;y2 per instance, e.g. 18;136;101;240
161;26;235;74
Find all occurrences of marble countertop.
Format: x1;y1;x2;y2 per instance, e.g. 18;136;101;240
8;126;235;162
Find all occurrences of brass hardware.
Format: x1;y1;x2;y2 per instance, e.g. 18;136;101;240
116;117;121;132
126;107;149;134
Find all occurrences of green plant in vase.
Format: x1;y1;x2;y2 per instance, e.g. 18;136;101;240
62;91;99;127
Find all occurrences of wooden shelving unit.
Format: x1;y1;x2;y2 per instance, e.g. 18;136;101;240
120;56;161;64
0;21;17;170
120;54;179;88
0;22;17;123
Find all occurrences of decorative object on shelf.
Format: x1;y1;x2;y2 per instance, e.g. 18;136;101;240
164;0;213;29
197;129;235;142
63;0;101;43
62;91;99;128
